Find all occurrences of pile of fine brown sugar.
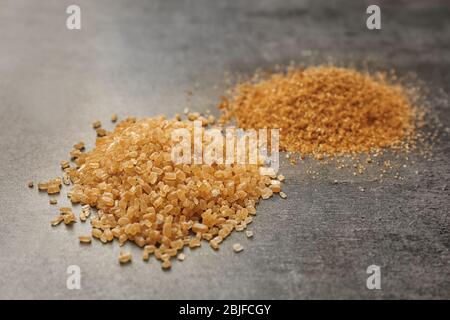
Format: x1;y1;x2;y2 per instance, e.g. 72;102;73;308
219;66;417;157
35;115;285;269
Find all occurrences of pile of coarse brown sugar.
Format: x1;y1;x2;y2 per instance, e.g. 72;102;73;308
33;115;285;269
219;66;418;158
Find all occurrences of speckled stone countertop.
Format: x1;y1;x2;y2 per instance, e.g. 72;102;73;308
0;0;448;299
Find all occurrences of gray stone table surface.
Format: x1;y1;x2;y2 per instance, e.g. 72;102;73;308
0;0;449;299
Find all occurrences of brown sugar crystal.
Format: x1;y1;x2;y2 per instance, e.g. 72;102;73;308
57;116;283;267
92;120;101;129
219;66;416;157
118;252;132;264
79;235;92;244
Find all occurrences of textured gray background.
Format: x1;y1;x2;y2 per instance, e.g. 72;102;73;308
0;0;449;299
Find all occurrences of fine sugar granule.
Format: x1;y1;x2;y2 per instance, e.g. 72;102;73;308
219;66;417;158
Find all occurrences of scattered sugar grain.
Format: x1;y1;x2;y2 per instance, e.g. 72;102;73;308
92;120;101;129
177;253;186;261
79;235;92;244
232;243;244;253
118;252;132;264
